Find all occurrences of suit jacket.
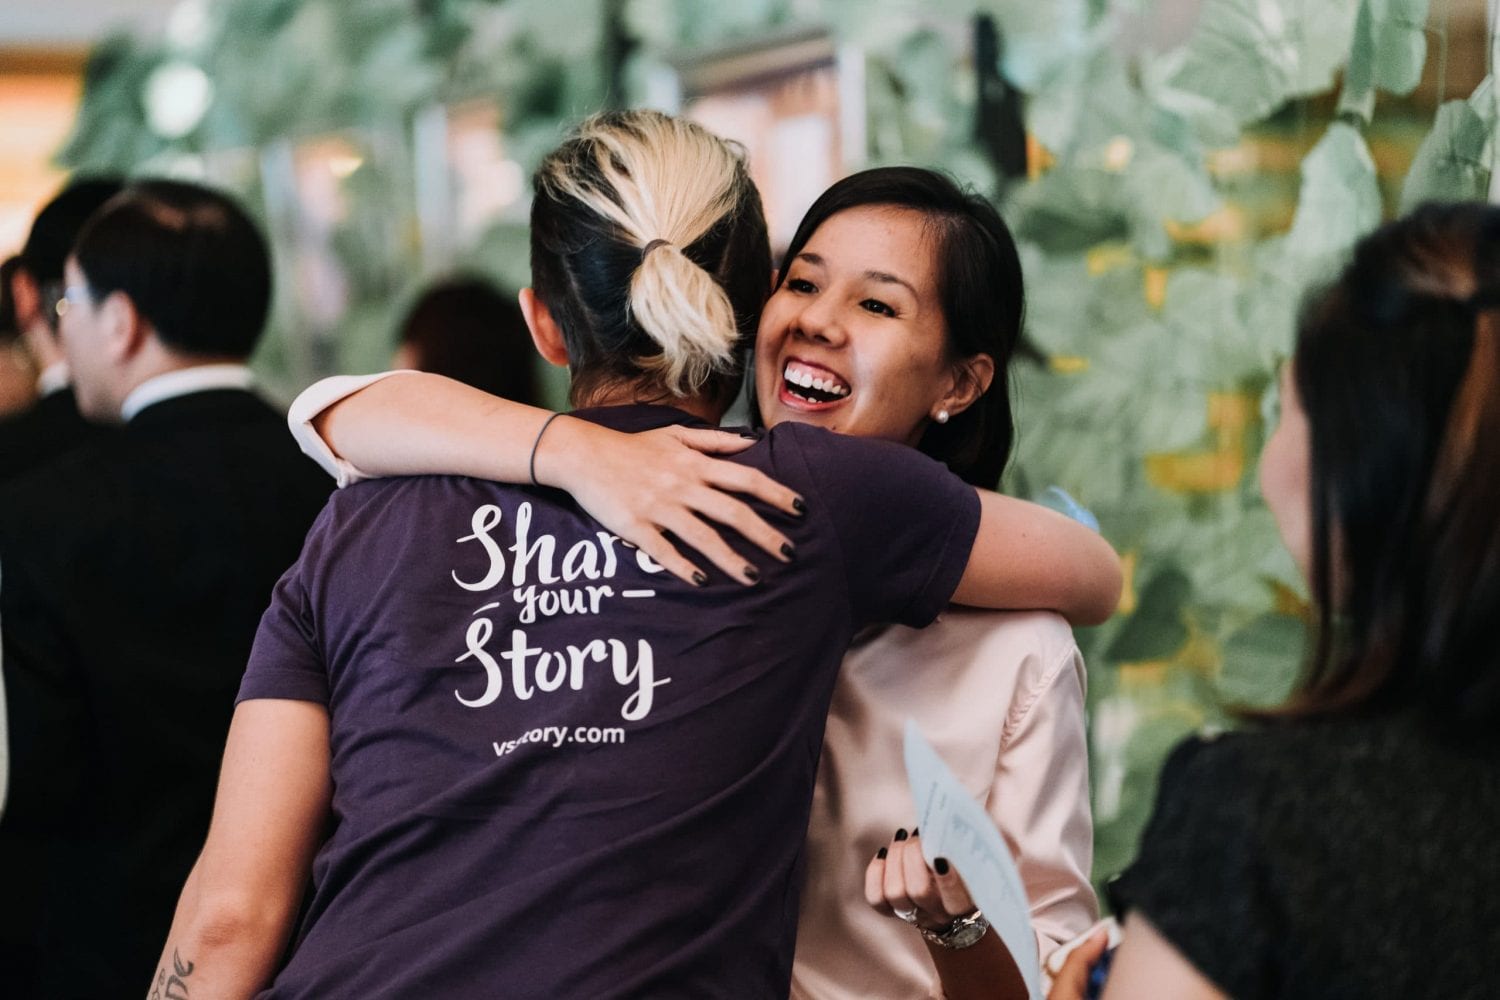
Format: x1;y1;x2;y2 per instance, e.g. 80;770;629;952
0;388;332;997
0;387;109;486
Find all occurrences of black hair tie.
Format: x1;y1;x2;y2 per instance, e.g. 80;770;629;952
640;239;672;262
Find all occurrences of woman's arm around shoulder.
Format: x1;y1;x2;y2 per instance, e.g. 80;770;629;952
147;699;331;1000
290;371;803;586
952;491;1122;627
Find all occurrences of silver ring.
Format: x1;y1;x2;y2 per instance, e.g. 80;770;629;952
893;907;919;924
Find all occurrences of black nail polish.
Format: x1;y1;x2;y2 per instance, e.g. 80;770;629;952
876;847;888;860
692;570;708;587
792;496;807;515
740;431;759;439
911;827;919;837
894;828;908;842
934;857;950;876
780;542;795;559
744;565;760;582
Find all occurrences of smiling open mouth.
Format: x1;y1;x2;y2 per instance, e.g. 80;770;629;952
783;361;850;404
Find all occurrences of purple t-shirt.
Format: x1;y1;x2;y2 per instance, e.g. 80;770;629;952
241;404;980;999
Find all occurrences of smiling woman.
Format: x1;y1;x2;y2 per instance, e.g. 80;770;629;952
757;170;1017;485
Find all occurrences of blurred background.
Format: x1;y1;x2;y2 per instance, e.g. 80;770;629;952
3;0;1494;890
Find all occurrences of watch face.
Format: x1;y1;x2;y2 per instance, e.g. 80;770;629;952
925;914;989;950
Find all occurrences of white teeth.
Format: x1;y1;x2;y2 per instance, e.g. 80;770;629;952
783;362;850;398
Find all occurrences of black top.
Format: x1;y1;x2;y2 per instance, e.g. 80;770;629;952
0;388;332;998
0;387;109;485
1111;714;1500;999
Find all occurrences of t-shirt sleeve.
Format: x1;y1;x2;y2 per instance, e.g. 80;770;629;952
237;548;329;706
287;371;416;487
788;424;980;628
1108;734;1274;998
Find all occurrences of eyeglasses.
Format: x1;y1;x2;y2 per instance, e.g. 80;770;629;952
52;284;93;320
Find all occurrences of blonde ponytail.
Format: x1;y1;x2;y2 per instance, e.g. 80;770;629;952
540;112;753;395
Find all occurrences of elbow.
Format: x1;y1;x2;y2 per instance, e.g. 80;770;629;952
1072;541;1124;627
181;889;295;964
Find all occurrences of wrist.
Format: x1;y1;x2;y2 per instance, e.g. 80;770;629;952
528;413;585;489
918;909;990;950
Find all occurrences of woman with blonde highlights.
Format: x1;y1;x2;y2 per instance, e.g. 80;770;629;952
158;111;1118;999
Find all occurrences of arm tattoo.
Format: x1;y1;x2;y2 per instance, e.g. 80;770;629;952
149;949;195;1000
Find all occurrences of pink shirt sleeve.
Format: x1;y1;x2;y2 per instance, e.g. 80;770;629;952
992;638;1098;963
286;371;417;487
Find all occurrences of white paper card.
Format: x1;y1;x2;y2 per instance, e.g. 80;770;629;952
904;719;1043;1000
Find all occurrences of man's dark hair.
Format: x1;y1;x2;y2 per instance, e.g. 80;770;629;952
73;179;273;358
19;177;125;289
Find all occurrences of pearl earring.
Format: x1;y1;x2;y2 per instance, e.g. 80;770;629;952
935;409;950;424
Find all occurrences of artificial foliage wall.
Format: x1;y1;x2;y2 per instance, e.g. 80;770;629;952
58;0;1499;886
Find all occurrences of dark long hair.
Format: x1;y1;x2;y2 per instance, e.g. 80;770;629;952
398;277;539;406
771;167;1025;487
1272;203;1500;736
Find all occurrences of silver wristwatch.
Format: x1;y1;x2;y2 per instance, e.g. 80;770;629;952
919;909;990;950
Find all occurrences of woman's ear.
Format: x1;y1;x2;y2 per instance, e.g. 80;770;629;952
518;288;569;368
936;353;996;420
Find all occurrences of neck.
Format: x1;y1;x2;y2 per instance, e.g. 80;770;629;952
577;383;726;425
121;352;246;399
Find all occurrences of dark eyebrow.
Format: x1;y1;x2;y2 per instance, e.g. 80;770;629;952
793;253;918;298
863;270;919;298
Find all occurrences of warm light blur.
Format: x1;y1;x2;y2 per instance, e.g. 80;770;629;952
0;50;85;256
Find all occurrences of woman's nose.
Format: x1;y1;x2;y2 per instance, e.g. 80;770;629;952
792;295;847;347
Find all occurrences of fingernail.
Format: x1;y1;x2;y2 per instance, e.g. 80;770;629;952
780;542;795;559
934;857;950;876
894;828;908;841
692;570;708;587
792;496;807;515
744;565;760;582
876;847;888;860
740;431;758;439
911;827;919;837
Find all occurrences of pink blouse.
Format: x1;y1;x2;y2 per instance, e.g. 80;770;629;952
792;608;1097;1000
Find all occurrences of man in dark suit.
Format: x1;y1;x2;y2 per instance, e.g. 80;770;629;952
0;177;124;484
0;180;332;997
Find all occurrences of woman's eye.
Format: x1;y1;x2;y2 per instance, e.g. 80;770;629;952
787;278;816;294
861;299;896;317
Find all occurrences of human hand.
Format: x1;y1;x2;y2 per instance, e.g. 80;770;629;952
864;828;977;932
535;417;804;587
1046;927;1111;1000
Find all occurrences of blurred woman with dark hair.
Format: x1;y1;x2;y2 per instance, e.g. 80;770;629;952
394;275;540;406
871;202;1500;1000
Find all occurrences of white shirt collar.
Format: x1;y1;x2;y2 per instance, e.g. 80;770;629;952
36;362;70;398
121;364;256;422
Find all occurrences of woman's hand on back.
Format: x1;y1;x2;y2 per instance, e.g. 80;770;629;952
533;416;805;587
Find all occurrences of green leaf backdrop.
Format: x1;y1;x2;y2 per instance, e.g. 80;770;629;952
54;0;1497;892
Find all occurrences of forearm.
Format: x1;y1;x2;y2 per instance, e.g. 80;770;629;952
926;930;1029;1000
310;371;569;483
953;492;1122;626
148;865;296;999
